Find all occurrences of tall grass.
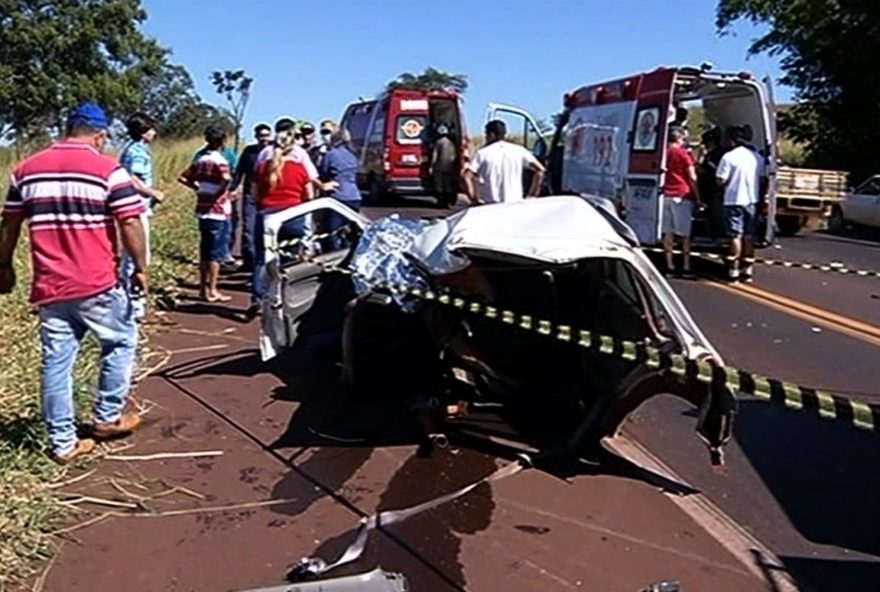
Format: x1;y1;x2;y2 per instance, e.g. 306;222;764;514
0;137;203;588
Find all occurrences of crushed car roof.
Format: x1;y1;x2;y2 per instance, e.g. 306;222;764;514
410;195;634;272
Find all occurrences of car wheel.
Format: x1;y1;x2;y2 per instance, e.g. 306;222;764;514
776;215;804;237
366;176;386;206
828;206;845;233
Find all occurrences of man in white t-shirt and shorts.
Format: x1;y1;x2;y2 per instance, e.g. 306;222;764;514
463;120;546;205
716;125;765;283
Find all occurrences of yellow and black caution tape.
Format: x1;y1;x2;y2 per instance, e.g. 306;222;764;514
267;225;356;254
306;258;879;432
645;247;880;278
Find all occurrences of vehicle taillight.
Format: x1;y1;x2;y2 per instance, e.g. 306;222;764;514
383;148;391;172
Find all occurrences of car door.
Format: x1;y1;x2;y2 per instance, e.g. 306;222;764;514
627;69;675;246
485;103;549;194
260;198;367;361
848;177;880;227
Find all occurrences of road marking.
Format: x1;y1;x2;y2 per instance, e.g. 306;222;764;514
607;434;801;592
703;280;880;347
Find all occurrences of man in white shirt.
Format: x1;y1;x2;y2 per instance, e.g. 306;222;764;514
463;120;546;205
716;125;766;282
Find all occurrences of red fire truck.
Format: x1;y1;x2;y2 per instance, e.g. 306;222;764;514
489;64;778;247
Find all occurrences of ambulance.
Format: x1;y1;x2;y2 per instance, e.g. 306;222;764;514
490;64;778;247
340;88;468;206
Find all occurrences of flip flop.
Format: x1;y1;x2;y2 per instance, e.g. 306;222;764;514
207;294;232;303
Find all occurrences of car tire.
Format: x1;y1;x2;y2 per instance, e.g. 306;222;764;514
827;206;845;233
776;215;805;236
366;176;386;207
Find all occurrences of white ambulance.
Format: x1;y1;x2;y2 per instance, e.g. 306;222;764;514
489;64;778;247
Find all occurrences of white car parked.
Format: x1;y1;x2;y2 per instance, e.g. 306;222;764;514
833;175;880;229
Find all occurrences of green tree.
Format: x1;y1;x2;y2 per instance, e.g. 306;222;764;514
210;69;253;151
0;0;166;142
386;67;469;93
140;62;232;139
717;0;880;181
162;102;234;140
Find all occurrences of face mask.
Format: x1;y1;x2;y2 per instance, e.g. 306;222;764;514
295;137;304;146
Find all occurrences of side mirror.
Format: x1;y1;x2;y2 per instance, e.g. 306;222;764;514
532;137;548;160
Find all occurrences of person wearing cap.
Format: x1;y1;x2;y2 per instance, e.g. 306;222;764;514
119;112;164;317
314;119;337;168
0;102;148;464
230;123;273;272
717;125;766;283
299;122;320;166
430;123;458;208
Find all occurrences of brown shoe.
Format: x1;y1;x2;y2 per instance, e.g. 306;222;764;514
92;411;141;439
52;439;96;465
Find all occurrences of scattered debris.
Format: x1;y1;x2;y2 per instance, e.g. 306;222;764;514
811;326;823;333
236;568;409;592
104;450;223;461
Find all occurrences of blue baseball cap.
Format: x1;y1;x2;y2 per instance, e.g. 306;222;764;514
67;101;109;130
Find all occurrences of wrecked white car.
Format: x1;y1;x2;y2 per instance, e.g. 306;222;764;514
258;196;736;465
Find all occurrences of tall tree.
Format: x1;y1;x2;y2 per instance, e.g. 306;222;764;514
717;0;880;181
0;0;166;142
210;69;253;151
162;102;234;140
386;67;468;93
139;62;232;139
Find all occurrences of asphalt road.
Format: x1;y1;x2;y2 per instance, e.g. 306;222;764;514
628;228;880;592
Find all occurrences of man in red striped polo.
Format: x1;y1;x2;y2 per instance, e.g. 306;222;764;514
0;102;148;464
178;125;233;302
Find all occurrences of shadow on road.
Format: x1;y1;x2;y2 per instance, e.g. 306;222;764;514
778;556;880;591
734;399;880;588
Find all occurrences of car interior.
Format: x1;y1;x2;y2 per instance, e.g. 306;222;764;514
424;97;463;194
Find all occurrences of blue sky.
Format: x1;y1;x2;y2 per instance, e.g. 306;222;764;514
141;0;789;137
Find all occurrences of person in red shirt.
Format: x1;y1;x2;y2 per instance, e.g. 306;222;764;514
662;127;701;277
0;102;148;464
247;119;337;319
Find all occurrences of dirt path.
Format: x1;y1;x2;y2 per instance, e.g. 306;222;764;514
38;279;777;592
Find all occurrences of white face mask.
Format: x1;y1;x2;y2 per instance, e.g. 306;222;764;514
295;137;304;147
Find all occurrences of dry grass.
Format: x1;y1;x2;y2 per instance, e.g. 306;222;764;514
0;138;202;589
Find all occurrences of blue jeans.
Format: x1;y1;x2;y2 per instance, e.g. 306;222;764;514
40;286;137;455
227;198;239;260
251;213;306;304
240;193;258;270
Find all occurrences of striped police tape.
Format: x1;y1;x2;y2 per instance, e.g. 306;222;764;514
271;222;880;278
303;257;879;432
644;247;880;278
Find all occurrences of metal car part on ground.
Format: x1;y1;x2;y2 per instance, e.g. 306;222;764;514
258;196;737;465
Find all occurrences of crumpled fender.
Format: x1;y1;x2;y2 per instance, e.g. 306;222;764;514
594;364;738;467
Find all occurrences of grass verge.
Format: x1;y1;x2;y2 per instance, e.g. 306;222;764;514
0;138;202;589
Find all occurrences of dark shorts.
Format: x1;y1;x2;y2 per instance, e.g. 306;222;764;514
199;218;231;262
724;204;757;238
